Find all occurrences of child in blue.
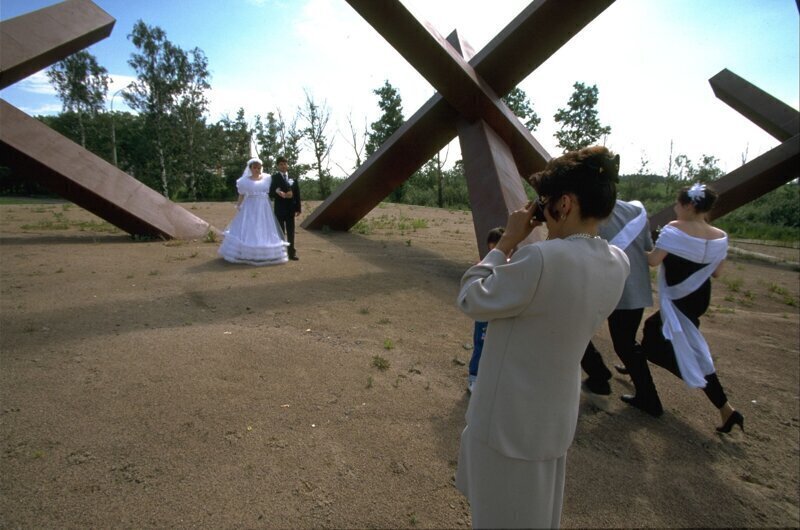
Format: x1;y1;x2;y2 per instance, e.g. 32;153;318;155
467;227;505;394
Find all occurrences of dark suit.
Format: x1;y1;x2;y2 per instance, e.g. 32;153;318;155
269;172;301;258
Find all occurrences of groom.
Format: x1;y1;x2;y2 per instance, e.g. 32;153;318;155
270;156;301;260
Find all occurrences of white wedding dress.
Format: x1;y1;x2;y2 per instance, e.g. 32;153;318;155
218;175;289;266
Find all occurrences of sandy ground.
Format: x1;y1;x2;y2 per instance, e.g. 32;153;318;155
1;200;798;529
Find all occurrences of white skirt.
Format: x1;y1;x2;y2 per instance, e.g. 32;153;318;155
456;426;566;529
218;195;288;266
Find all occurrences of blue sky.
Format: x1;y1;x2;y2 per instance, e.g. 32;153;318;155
1;0;798;177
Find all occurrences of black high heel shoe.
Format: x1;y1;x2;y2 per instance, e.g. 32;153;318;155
716;410;744;433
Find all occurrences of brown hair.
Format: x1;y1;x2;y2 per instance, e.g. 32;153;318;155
529;146;619;220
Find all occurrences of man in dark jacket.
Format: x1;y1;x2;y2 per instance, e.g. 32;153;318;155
269;156;301;260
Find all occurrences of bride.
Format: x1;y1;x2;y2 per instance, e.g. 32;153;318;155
218;158;289;266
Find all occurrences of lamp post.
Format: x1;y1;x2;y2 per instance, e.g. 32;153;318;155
109;87;125;167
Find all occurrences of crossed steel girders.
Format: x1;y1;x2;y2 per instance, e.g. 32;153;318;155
0;0;114;89
649;69;799;229
0;0;213;239
302;0;615;253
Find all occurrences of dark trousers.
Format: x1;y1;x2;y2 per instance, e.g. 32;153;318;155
582;308;644;383
277;212;296;258
642;312;728;409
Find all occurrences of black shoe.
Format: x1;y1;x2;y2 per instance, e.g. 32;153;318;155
614;364;629;375
716;410;744;433
582;378;611;396
621;394;663;417
290;255;299;261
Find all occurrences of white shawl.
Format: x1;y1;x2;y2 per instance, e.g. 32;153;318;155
655;225;728;388
609;200;647;251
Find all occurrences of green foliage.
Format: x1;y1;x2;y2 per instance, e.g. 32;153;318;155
46;50;109;148
715;184;799;241
125;20;211;199
372;355;390;371
300;90;334;197
502;87;540;131
366;80;404;157
253;112;280;172
553;82;611;152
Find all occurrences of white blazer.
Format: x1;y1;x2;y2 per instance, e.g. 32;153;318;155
458;238;629;461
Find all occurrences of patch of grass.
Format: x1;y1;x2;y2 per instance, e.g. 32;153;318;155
351;219;372;235
203;230;218;243
383;339;394;350
20;219;69;230
405;239;412;247
77;220;119;233
126;274;134;279
148;270;159;276
164;239;188;247
55;268;64;273
721;277;743;293
378;317;390;325
372;355;390;371
0;197;63;205
359;307;370;315
350;215;429;235
766;283;789;297
409;514;418;526
366;376;373;389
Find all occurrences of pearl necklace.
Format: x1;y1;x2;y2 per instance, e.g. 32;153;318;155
564;233;599;240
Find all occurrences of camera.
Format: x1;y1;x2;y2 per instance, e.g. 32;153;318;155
531;200;546;222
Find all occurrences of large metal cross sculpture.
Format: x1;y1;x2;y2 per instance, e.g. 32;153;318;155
305;0;798;256
0;0;213;239
302;0;615;257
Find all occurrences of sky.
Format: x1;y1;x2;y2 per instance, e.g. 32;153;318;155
1;0;798;177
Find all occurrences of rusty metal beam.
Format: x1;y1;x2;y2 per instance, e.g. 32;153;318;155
0;0;115;90
447;30;542;257
709;69;800;142
649;134;799;230
458;119;544;257
344;0;549;181
1;100;212;239
303;0;614;231
650;71;800;230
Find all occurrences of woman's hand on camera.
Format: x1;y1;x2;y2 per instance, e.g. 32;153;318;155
495;202;540;256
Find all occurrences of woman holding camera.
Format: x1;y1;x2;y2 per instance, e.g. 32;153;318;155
455;146;630;528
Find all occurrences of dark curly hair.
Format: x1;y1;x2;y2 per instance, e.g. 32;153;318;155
529;146;620;220
677;183;718;213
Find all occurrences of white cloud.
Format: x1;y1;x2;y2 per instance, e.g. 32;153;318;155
13;71;56;95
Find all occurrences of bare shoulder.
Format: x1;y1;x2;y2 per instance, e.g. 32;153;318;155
708;225;727;239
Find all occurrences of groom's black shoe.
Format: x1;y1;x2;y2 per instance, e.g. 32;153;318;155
621;394;663;417
290;255;299;261
582;377;611;396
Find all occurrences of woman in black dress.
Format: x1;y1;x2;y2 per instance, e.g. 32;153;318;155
622;183;743;433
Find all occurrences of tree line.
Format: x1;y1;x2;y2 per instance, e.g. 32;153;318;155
0;20;795;241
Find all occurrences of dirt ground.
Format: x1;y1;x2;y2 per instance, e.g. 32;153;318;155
1;200;798;529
